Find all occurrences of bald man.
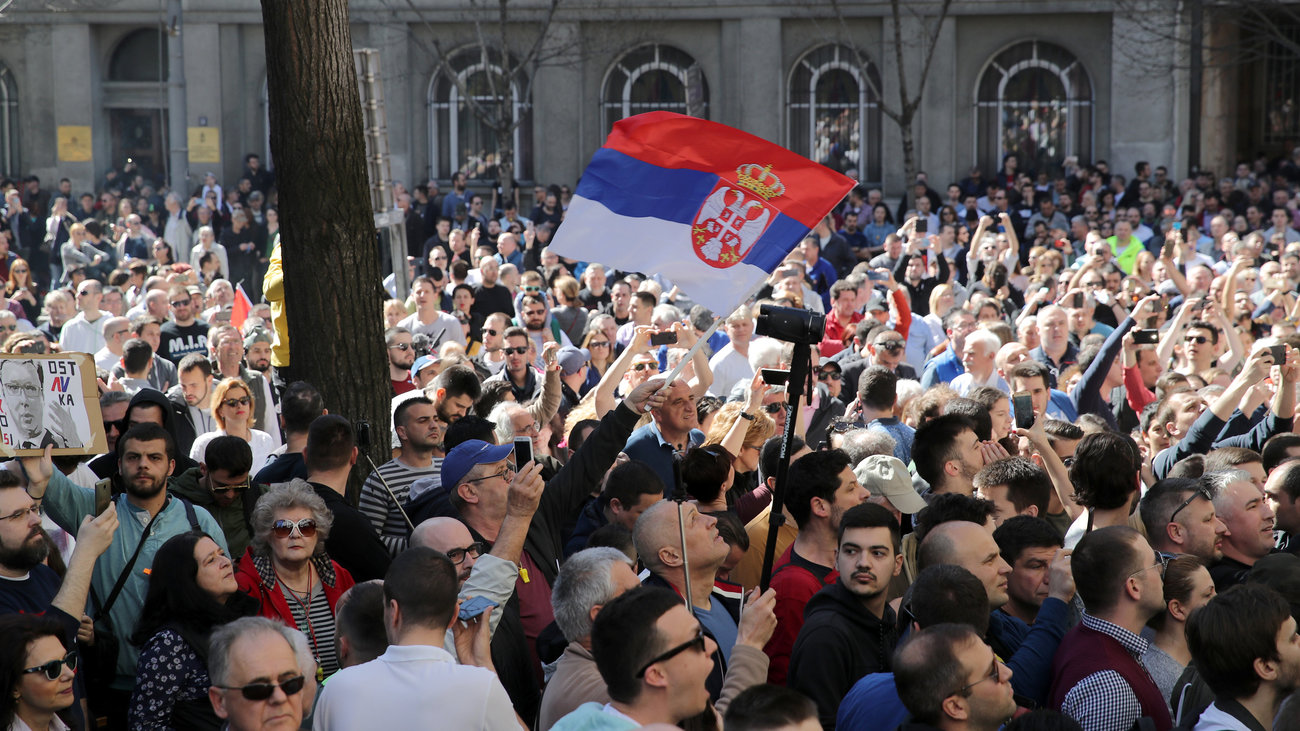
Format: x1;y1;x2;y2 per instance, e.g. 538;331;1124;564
410;515;518;651
94;316;132;371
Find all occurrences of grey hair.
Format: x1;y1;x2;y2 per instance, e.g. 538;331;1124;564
250;479;334;555
839;428;898;466
747;338;784;371
551;547;635;643
651;304;684;329
100;390;132;409
208;616;302;686
1205;469;1254;517
488;401;525;445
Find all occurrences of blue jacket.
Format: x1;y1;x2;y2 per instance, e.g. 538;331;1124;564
987;596;1071;706
623;422;704;497
837;673;909;731
920;347;963;388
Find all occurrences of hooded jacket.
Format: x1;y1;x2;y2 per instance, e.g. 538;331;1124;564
87;387;199;481
788;580;899;730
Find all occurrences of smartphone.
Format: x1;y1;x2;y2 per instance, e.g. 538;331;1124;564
355;420;372;451
760;368;791;386
1012;392;1035;430
1070;292;1084;309
915;218;928;234
1133;329;1160;345
94;479;112;516
649;331;678;346
513;435;533;467
866;270;889;282
1270;344;1287;365
457;596;499;621
1172;221;1182;231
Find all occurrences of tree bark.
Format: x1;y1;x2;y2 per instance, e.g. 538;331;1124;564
260;0;391;468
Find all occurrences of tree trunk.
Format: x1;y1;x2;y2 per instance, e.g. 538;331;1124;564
900;112;918;203
260;0;391;469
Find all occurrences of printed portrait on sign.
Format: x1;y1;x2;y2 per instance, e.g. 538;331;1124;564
0;353;106;456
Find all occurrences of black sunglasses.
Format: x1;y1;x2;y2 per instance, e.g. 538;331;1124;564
389;342;412;351
818;371;842;381
222;396;252;408
635;629;708;678
1169;489;1211;523
874;341;904;352
24;651;78;681
502;346;528;356
763;402;784;414
1184;335;1209;345
218;674;306;701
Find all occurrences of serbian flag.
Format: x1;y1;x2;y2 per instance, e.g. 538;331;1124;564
230;283;254;328
549;112;855;315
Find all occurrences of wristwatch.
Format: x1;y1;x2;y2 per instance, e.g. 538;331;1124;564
738;411;756;421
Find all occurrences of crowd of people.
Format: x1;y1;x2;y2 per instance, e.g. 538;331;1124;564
11;149;1300;731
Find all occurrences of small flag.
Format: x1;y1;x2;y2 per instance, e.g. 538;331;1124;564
549;112;854;315
231;283;253;328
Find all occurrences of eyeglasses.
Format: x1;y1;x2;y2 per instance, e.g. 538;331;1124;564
818;371;842;381
465;467;513;484
170;300;191;308
445;541;488;565
271;518;317;539
23;652;78;681
1169;488;1211;523
763;402;784;414
1184;335;1210;345
631;362;658;372
1129;552;1170;579
211;478;250;495
956;656;1001;696
502;346;528;356
222;396;252;408
635;629;708;678
0;504;42;522
388;342;412;351
218;675;306;701
484;328;499;337
588;340;610;348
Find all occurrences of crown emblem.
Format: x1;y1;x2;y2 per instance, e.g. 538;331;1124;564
735;163;785;200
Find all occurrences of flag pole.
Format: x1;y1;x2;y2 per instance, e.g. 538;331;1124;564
656;276;770;389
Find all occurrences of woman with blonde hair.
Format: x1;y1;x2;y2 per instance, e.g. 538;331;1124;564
703;373;777;521
189;378;275;471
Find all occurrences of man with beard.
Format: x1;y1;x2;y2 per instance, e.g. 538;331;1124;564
483;327;543;402
0;470;119;731
358;395;443;557
385;326;418;396
788;502;903;729
426;364;481;425
19;424;225;717
763;449;871;685
1139;478;1228;562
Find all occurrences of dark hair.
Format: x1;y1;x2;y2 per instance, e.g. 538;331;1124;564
568;419;601;455
857;365;898;412
913;493;996;544
444;415;496;451
760;434;806;482
281;382;324;435
912;414;978;486
723;685;818;731
122;338;153;373
1008;360;1050;391
1072;526;1143;613
1069;432;1140;509
681;445;733;504
993;516;1063;566
1188;584;1291;700
393;395;433;431
474;380;514;420
178;352;211;378
335;582;388;667
974;457;1052;516
586;524;635;558
942;398;992;441
838;501;900;551
1263;433;1300;474
1203;446;1262;474
0;613;69;728
968;386;1009;417
906;564;991;635
785;449;853;529
119;422;175;463
305;414;354;473
1186;319;1220;345
1151;555;1207;631
894;624;981;725
502;325;529;343
432;364;482;402
708;510;749;552
1041;419;1085;447
202;435;253;475
1138;478;1203;542
601;460;665;512
591;586;683;703
131;531;253;645
383;547;459;628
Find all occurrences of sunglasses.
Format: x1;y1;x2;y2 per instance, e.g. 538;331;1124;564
524;309;547;318
635;629;708;678
24;652;78;681
211;479;250;495
522;286;541;293
445;541;488;565
1169;488;1211;523
170;300;191;308
222;396;252;408
818;371;842;381
218;675;306;701
271;518;317;539
763;402;784;414
389;342;412;351
1184;335;1209;345
588;340;610;348
484;328;499;337
874;341;904;352
502;346;528;356
631;362;657;372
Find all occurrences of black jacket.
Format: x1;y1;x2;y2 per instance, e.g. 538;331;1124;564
788;580;899;730
311;482;391;583
88;388;198;482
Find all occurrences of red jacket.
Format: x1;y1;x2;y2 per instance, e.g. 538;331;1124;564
762;544;838;685
234;547;355;629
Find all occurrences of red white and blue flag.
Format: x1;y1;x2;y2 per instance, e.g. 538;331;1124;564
548;112;855;315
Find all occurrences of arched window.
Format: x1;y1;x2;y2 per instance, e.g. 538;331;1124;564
974;40;1092;178
109;28;166;82
0;64;16;177
601;44;707;136
788;44;882;184
427;47;532;184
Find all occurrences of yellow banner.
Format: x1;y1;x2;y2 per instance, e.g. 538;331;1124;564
57;126;92;162
188;127;221;163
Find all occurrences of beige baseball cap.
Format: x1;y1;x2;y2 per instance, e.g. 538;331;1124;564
854;454;926;515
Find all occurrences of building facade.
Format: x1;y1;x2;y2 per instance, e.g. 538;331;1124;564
0;0;1277;197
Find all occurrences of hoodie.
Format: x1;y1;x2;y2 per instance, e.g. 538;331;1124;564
787;580;898;730
87;388;199;481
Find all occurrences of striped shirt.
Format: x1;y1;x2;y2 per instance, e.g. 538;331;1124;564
281;579;339;677
358;458;442;556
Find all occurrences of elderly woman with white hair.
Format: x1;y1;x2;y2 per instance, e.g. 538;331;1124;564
235;480;356;680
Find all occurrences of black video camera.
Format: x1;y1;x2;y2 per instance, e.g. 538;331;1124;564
755;304;825;345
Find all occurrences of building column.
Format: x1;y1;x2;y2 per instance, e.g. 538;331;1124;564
1110;9;1178;178
49;24;95;192
720;17;781;143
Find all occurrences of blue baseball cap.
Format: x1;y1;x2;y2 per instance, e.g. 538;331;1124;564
441;439;515;488
410;355;440;381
